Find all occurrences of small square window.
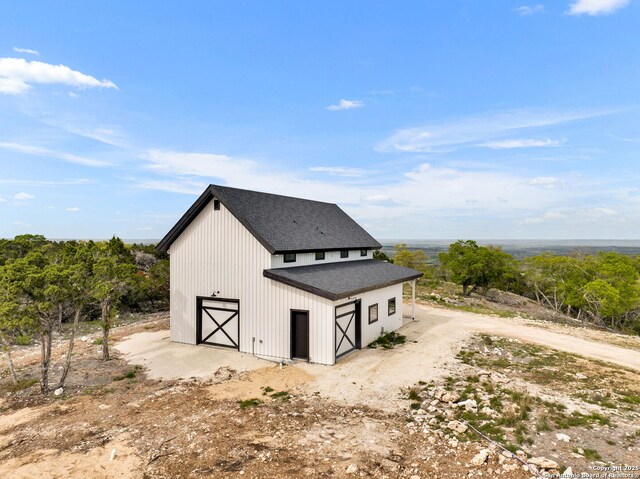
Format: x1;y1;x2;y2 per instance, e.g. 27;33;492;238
368;303;378;324
340;250;349;258
360;249;367;257
315;251;325;260
213;199;220;210
388;297;396;316
284;253;296;263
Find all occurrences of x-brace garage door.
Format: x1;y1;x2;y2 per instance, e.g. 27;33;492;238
335;299;361;360
196;296;239;349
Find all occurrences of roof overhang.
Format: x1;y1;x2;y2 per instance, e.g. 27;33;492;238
263;259;423;301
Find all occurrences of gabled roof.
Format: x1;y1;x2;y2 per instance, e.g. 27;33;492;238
156;185;382;254
263;259;423;300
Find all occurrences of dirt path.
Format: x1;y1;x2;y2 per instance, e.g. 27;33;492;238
419;303;640;371
296;302;640;410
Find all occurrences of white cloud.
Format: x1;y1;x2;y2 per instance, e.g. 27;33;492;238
567;0;630;15
66;207;80;212
377;109;606;153
0;178;94;186
134;178;209;195
361;194;390;203
144;149;257;180
326;99;364;111
515;4;545;15
480;138;562;149
520;210;567;224
0;197;6;203
310;166;367;177
528;176;561;188
13;47;39;56
588;207;617;216
14;192;34;200
0;141;109;167
0;57;117;95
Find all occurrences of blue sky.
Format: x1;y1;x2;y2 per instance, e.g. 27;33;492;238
1;0;639;240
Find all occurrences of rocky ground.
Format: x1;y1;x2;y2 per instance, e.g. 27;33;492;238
403;334;640;477
1;310;639;478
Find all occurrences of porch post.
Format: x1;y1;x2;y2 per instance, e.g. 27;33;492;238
412;279;416;321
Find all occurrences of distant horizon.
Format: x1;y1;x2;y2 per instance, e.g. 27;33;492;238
14;237;640;247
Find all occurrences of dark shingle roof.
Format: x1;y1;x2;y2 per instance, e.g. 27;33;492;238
263;259;423;300
157;185;382;253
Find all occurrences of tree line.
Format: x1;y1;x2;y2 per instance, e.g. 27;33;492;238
0;235;168;393
388;240;640;335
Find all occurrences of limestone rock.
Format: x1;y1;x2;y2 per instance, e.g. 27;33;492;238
489;372;509;384
346;464;358;474
446;420;468;434
440;391;460;403
555;433;571;442
54;387;64;396
457;399;478;412
470;449;490;466
528;457;559;470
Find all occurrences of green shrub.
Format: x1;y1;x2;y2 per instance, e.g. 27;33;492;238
368;331;407;349
239;398;262;409
14;334;31;346
408;388;420;401
3;378;38;392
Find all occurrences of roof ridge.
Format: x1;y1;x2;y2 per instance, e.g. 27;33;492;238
209;184;340;207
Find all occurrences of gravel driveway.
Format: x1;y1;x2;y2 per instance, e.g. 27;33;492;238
296;302;640;410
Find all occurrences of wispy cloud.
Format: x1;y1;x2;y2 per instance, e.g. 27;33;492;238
63;126;128;147
309;166;367;177
66;207;80;212
567;0;630;15
133;178;209;195
480;138;562;149
144;149;256;180
0;178;94;186
528;176;561;188
520;210;566;224
13;47;39;56
515;4;545;15
377;108;608;153
0;57;117;95
361;194;391;204
14;192;34;200
0;141;110;167
326;99;364;111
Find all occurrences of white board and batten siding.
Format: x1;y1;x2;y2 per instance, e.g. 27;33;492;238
169;200;336;365
333;283;403;348
271;249;372;269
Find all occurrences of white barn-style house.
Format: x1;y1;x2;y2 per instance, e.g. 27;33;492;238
157;185;423;365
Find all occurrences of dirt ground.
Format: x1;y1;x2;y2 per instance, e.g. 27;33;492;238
2;304;640;478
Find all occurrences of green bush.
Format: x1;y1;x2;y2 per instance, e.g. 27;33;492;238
14;334;31;346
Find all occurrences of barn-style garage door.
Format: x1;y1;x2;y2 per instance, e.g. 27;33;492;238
335;300;361;360
196;296;239;349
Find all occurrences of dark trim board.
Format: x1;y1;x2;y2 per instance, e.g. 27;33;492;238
196;296;240;350
335;299;361;361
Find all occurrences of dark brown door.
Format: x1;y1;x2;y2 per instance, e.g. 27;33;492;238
291;310;309;360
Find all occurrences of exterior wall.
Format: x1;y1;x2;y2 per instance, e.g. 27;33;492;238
169;200;336;365
332;283;403;352
271;249;372;269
